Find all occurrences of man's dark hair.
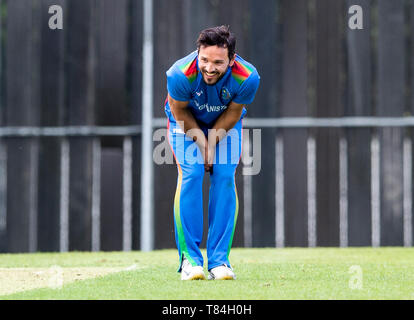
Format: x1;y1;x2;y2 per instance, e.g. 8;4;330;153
196;25;236;60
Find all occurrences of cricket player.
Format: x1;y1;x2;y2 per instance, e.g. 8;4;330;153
165;25;260;280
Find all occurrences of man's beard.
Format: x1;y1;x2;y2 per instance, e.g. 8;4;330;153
201;70;225;85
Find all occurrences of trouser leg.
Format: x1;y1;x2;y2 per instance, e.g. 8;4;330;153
207;119;242;270
168;120;205;270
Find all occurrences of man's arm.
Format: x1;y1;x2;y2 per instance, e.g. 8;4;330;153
208;101;243;143
168;94;210;170
168;95;200;134
206;101;244;166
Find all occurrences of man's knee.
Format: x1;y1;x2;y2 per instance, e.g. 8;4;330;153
210;165;236;182
182;164;205;181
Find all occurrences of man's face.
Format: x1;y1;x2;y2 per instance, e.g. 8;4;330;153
198;45;235;85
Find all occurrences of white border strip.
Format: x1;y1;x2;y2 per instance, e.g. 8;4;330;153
91;138;101;252
371;134;380;247
29;141;39;253
307;135;317;247
275;135;284;248
403;137;412;247
339;136;348;247
0;126;142;137
140;0;154;251
5;116;414;138
123;136;133;251
59;138;70;252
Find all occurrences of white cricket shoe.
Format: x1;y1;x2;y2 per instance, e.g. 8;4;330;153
208;264;236;280
180;258;206;280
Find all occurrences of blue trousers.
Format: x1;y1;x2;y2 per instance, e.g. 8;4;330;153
167;117;242;271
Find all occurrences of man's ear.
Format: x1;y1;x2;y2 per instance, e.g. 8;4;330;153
229;54;236;67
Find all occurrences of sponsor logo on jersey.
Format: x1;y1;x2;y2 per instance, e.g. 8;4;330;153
196;104;227;112
221;87;231;101
196;90;203;97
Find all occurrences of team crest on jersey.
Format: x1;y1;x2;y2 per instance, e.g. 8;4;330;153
221;87;231;101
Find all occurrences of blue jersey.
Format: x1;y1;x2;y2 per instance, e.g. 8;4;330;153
165;50;260;127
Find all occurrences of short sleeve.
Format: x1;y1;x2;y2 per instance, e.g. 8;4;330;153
232;71;260;105
166;66;192;102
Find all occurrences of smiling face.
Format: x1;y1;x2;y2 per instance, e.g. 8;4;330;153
198;45;235;85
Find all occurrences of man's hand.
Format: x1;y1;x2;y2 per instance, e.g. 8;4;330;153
169;94;209;170
205;143;215;173
169;95;244;174
205;101;245;173
194;136;210;173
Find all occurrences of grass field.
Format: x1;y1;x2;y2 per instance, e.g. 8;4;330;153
0;247;413;300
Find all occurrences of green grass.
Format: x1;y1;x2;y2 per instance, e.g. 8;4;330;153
1;248;414;300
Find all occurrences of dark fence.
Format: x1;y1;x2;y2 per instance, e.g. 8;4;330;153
0;0;413;253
